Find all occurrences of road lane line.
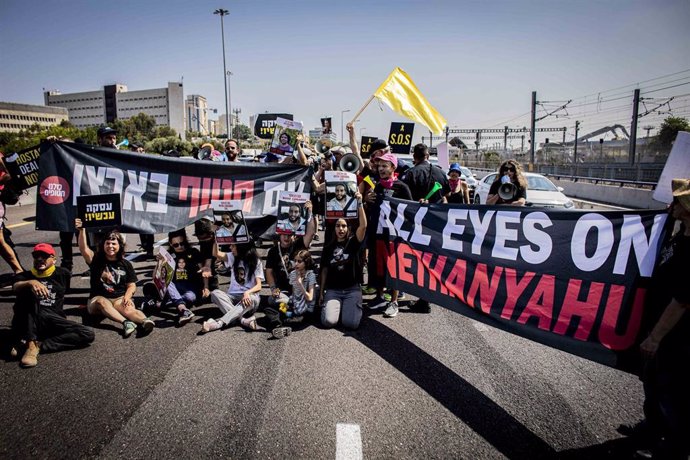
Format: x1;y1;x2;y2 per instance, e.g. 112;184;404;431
336;423;363;460
6;221;33;229
125;237;168;261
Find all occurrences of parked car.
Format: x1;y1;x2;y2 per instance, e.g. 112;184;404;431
473;172;575;209
457;165;477;200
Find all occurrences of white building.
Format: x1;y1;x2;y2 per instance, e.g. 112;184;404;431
208;119;217;136
44;82;185;137
185;95;209;134
0;102;69;133
309;127;337;144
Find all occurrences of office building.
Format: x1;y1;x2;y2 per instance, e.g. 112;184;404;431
0;102;69;133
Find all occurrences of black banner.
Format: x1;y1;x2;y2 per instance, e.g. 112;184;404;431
3;145;41;190
374;197;668;372
36;142;311;237
77;193;122;228
253;113;294;139
360;136;378;158
388;122;415;154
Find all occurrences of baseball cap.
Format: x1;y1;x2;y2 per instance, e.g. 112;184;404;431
32;243;55;256
449;163;462;174
379;152;398;169
97;126;118;137
369;139;388;154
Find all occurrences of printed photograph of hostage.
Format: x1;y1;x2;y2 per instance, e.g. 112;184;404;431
321;117;332;134
215;210;248;244
325;172;359;220
276;203;307;236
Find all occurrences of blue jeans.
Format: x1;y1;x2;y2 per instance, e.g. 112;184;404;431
321;285;362;330
164;283;197;310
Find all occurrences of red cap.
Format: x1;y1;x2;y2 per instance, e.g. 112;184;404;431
32;243;56;256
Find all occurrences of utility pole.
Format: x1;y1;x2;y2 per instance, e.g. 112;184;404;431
629;88;640;165
213;8;230;138
232;107;241;138
574;120;580;164
429;130;433;149
503;126;508;155
530;91;537;168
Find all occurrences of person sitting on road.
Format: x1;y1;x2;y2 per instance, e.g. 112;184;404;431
265;249;317;339
162;229;209;326
202;241;264;333
76;219;154;338
486;159;527;206
319;192;367;330
10;243;94;368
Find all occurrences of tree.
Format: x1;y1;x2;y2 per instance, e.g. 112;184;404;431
655;116;689;150
231;124;252;141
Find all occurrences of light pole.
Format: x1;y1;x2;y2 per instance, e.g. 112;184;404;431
214;8;230;137
226;70;233;137
341;109;350;144
359;127;366;138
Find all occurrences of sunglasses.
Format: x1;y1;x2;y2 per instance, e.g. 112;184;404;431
501;167;516;173
171;242;185;248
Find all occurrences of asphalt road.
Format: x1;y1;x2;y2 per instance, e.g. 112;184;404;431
0;200;645;459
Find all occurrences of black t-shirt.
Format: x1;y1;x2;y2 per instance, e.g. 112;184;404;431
171;247;203;287
402;161;450;203
266;238;306;292
488;180;527;204
89;258;137;299
14;267;71;314
447;190;467;204
322;236;363;290
373;180;413;201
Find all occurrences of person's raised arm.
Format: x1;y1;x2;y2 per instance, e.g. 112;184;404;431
211;238;228;263
294;134;308;166
354;192;367;242
303;200;316;248
346;122;365;175
75;218;94;265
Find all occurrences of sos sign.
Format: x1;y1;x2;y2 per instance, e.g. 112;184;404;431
359;136;378;157
388;122;414;154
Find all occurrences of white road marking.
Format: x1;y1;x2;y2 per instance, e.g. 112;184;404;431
125;237;168;261
473;321;490;332
336;423;363;460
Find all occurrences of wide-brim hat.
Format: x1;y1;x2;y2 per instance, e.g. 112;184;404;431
672;178;690;212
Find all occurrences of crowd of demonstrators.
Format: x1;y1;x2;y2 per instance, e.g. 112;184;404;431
319;192;367;330
10;243;94;368
75;218;155;338
402;143;450;204
163;230;210;326
619;178;690;459
486;159;527;206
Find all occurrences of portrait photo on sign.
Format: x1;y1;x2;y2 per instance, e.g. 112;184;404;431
269;117;303;156
325;170;358;220
211;200;249;244
275;191;310;235
153;246;175;299
321;117;332;134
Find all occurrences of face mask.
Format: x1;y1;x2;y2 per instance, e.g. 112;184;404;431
449;178;460;189
379;177;397;189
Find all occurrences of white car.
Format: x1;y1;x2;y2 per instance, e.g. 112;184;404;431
474;172;575;209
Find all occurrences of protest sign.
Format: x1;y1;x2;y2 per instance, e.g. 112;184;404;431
76;193;122;228
388;122;415;154
360;136;378;158
325;170;358;220
3;145;41;190
275;191;310;235
254;113;294;139
153;246;175;299
269;118;303;156
211;200;249;244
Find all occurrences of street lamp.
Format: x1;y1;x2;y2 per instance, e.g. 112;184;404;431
340;109;350;144
214;8;230;137
226;70;233;137
359;127;366;137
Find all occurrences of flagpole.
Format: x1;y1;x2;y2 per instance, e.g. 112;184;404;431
349;95;375;125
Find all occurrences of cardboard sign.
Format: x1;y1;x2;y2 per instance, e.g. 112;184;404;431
253;113;294;139
153;246;175;299
3;145;41;190
275;191;310;235
77;193;122;228
321;117;333;134
325;170;358;220
211;200;249;244
360;136;378;158
269;118;303;156
388;122;415;154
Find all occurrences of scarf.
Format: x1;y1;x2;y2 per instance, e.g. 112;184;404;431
31;265;56;278
379;176;397;189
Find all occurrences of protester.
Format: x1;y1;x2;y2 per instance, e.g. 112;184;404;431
265;249;317;339
486;159;527;206
76;218;155;337
265;201;316;310
163;230;209;326
446;163;471;204
10;243;94;368
224;139;241;162
620;178;690;459
402;143;450;204
202;242;264;333
0;151;24;274
319;192;367;329
96;126;118;148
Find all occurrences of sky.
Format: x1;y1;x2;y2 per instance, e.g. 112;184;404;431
1;0;689;148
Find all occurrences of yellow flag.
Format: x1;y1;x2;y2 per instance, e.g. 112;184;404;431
373;67;447;135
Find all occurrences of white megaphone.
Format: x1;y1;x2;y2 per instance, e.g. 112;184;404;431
339;153;361;173
314;138;333;155
498;182;517;201
116;139;129;149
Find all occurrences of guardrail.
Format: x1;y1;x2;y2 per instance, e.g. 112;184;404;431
543;174;658;190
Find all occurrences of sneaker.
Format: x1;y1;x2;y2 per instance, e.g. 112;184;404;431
272;326;292;339
10;340;26;359
382;293;392;302
368;295;388;310
240;315;259;331
139;298;157;312
409;299;431;313
398;292;406;300
201;318;222;333
361;285;377;295
383;301;399;318
140;317;155;333
20;340;40;368
178;309;195;326
123;320;137;338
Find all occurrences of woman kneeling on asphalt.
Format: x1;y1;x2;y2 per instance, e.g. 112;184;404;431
76;219;155;337
202;240;264;333
319;191;367;330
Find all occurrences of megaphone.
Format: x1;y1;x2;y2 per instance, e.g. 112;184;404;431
498;182;517;201
339;153;361;173
197;146;212;160
116;139;129;148
314;138;333;155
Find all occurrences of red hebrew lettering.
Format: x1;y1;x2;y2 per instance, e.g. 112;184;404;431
467;263;504;314
500;268;536;320
598;286;645;351
552;280;604;340
200;178;213;212
232;180;255;210
517;274;555;331
179;176;202;218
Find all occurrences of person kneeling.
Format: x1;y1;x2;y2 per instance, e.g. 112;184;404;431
11;243;94;368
